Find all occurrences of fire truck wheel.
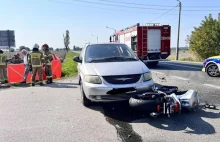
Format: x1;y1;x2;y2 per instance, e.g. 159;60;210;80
148;61;159;66
129;97;159;111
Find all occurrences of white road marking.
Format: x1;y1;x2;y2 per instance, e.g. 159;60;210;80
203;84;220;89
171;76;190;81
160;62;202;70
151;71;164;75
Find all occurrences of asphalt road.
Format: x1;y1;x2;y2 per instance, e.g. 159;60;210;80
0;61;220;142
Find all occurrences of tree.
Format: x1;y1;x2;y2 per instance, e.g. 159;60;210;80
56;48;59;51
73;45;76;51
187;14;220;59
10;48;15;52
26;47;31;51
49;47;53;51
63;30;70;52
19;46;26;51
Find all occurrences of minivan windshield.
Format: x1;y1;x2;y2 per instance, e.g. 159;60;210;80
85;44;139;63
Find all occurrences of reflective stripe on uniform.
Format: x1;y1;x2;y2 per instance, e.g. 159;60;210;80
30;53;42;66
31;53;41;58
32;65;42;67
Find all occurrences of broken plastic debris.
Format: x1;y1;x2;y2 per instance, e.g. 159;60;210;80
205;104;217;109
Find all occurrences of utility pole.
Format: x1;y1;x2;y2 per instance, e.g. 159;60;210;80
176;0;181;60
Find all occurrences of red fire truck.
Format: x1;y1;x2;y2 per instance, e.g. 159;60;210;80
109;23;171;65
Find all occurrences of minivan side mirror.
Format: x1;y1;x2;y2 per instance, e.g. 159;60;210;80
73;56;82;63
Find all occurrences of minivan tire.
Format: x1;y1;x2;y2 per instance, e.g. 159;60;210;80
80;80;92;107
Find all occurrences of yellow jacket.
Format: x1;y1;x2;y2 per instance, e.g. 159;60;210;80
28;50;44;67
44;51;53;65
0;53;7;66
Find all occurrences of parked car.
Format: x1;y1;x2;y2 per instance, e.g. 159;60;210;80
202;55;220;77
73;43;154;106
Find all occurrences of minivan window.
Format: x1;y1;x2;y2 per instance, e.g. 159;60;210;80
85;44;139;63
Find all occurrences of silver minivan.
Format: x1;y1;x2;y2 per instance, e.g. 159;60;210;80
73;43;154;106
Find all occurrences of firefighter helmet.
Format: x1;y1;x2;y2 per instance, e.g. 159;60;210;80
42;44;49;49
33;44;39;49
16;53;20;56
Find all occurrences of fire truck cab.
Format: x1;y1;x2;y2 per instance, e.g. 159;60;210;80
109;23;171;65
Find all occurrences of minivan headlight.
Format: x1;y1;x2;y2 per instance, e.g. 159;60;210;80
143;72;152;82
85;75;102;84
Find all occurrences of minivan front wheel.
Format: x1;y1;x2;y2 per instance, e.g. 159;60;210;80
80;80;92;107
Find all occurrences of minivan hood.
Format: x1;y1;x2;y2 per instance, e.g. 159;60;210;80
84;61;149;76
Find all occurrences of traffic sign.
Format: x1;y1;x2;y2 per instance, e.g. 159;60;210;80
0;30;15;47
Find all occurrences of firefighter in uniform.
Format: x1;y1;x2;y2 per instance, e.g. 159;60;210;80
0;49;8;84
10;53;23;64
28;44;44;86
42;44;53;84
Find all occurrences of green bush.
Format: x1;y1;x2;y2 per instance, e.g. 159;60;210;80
61;52;79;77
187;14;220;59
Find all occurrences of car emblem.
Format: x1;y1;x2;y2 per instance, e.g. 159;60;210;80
114;77;132;81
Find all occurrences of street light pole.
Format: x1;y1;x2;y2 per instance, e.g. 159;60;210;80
106;26;116;33
106;26;117;42
176;0;182;60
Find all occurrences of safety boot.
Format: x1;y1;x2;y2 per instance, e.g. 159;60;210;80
39;82;44;86
21;80;26;84
32;83;35;86
46;79;50;84
50;78;53;84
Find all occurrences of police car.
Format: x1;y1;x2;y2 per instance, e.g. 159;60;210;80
202;56;220;77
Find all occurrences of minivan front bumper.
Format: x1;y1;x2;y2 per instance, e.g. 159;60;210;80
83;79;154;102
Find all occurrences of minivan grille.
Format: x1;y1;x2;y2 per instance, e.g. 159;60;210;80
103;74;141;84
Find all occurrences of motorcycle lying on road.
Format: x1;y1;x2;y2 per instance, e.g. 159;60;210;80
129;86;200;118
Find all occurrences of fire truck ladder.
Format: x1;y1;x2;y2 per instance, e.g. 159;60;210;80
142;26;147;58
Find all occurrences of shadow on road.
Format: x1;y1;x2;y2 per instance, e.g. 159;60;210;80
43;82;78;88
87;101;220;137
133;108;220;135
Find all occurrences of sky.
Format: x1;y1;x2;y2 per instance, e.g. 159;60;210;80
0;0;220;49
